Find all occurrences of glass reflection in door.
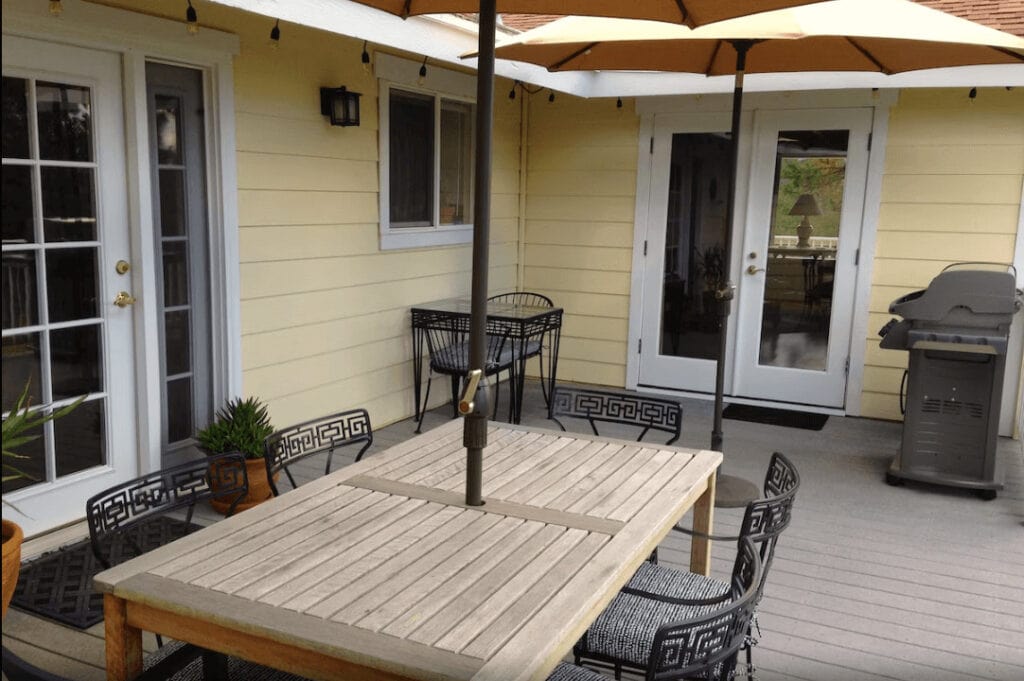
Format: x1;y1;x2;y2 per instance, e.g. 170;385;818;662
758;130;849;371
659;133;731;361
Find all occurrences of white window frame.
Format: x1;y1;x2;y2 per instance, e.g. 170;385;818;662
377;54;476;250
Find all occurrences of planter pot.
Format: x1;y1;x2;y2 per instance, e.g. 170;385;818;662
2;519;24;619
209;457;277;515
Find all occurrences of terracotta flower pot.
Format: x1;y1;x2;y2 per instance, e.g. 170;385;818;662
209;457;276;514
2;519;24;619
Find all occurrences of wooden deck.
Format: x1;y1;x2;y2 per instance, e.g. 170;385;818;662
4;380;1024;680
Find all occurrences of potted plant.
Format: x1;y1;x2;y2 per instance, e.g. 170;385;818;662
2;382;83;618
197;397;276;514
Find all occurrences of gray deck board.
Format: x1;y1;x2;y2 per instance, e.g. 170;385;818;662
6;379;1024;680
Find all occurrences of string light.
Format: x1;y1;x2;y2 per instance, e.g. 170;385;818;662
968;87;977;102
418;57;428;85
548;91;555;103
361;41;371;74
48;0;63;16
269;19;281;48
185;0;199;35
508;81;518;100
616;97;623;109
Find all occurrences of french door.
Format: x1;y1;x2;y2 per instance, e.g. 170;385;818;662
2;37;137;536
637;107;870;410
732;109;871;407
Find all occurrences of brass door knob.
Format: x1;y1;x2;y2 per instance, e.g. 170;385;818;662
113;291;137;308
746;265;765;275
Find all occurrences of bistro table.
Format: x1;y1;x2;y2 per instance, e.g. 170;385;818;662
96;420;720;681
411;298;563;424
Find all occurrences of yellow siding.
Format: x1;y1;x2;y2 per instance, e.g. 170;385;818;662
862;87;1024;422
104;1;521;429
521;95;639;387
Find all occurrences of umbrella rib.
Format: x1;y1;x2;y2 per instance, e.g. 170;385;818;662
675;1;690;24
846;37;893;75
552;42;600;71
704;40;723;76
992;46;1024;63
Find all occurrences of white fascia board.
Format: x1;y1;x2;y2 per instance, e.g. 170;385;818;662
211;1;1022;97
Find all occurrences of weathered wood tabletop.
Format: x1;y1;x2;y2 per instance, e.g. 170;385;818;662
95;420;721;681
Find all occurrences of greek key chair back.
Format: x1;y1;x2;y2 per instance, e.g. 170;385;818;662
550;387;683;445
263;409;373;496
739;452;800;599
649;538;762;681
86;452;249;569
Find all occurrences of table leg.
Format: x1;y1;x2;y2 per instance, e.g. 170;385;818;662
545;323;562;420
689;472;716;576
105;594;142;681
412;324;424;425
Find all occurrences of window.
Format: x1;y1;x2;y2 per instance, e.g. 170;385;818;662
378;55;476;250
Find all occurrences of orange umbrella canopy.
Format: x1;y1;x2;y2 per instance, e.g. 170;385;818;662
489;0;1024;74
348;1;828;28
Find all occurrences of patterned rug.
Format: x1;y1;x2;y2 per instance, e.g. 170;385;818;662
12;517;198;629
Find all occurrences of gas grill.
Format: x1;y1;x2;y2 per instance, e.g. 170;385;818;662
879;263;1022;499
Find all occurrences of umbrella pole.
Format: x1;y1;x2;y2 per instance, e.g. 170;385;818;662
711;40;753;454
464;0;497;507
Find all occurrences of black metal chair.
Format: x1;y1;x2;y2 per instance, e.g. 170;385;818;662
84;452;249;679
573;537;762;681
602;453;800;680
488;291;555;403
417;311;516;432
550;386;683;445
263;409;373;496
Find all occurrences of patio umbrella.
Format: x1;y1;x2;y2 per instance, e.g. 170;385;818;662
346;0;829;505
490;0;1024;503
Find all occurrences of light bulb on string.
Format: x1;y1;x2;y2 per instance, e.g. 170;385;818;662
616;97;623;109
269;19;281;49
186;0;199;35
548;91;555;103
361;42;371;75
418;57;428;85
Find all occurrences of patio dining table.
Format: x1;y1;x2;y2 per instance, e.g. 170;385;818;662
95;419;720;681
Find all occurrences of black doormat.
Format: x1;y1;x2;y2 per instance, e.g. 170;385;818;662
723;404;829;431
12;517;198;629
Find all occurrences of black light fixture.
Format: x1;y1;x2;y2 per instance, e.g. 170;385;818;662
361;41;371;74
418;57;428;85
320;86;361;127
269;19;281;48
616;97;623;109
969;86;978;101
185;0;198;34
548;90;555;103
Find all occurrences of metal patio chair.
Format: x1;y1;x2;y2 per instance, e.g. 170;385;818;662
550;386;683;445
573;537;762;681
84;452;250;678
264;408;373;496
488;291;555;404
417;311;516;431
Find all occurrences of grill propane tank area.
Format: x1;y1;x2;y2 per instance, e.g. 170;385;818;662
879;263;1023;500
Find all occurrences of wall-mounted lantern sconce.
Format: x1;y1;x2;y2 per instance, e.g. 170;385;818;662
319;86;361;127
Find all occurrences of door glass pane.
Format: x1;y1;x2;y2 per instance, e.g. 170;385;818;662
439;99;473;225
2;165;36;244
1;333;42;408
164;310;191;375
2;77;30;159
162;240;189;307
41;166;96;242
1;420;44;494
50;324;101;399
2;251;38;329
389;89;434;226
54;398;105;476
36;81;92;162
659;132;731;361
158;169;186;237
166;377;193;443
155;95;182;165
759;130;849;371
46;247;98;322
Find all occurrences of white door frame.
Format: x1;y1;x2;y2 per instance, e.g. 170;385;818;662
627;89;896;414
4;0;240;489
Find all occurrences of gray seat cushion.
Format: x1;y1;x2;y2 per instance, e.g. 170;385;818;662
546;662;607;681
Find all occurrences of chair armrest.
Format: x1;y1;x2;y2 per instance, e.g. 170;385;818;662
671;525;741;543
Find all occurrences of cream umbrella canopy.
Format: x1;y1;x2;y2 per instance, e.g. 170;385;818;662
490;0;1024;503
346;0;830;506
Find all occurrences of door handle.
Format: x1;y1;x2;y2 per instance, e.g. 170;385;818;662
113;291;137;308
746;265;765;275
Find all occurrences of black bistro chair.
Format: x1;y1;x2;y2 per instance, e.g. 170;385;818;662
264;409;373;496
84;452;250;680
582;453;800;680
550;386;683;445
571;537;762;681
417;312;516;432
488;291;555;403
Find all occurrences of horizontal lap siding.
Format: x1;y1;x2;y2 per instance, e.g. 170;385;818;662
862;88;1024;422
522;96;639;388
224;14;520;427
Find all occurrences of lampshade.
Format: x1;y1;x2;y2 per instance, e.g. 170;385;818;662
789;193;822;217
